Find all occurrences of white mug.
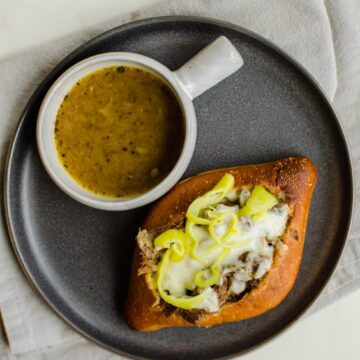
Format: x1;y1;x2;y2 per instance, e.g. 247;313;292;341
37;36;244;211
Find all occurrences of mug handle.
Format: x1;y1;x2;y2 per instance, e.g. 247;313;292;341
173;36;244;100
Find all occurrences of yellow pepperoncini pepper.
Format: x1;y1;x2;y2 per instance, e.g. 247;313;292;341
185;220;209;265
154;229;190;262
186;174;234;225
208;212;238;245
206;210;249;251
156;248;207;310
238;185;278;218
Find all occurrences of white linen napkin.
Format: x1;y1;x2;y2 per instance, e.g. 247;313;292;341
0;0;359;358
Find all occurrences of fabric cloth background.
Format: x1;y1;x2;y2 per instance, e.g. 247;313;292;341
0;0;359;358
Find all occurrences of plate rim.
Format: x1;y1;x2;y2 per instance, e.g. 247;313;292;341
3;15;354;360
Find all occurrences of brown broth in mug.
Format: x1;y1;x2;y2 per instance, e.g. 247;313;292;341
54;66;185;198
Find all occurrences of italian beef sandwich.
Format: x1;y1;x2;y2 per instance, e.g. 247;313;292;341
125;156;317;331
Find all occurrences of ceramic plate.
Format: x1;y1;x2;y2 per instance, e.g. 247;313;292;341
4;17;353;359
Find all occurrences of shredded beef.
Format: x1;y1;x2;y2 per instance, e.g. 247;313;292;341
137;220;186;276
247;279;260;290
163;302;177;318
212;273;261;307
137;229;155;259
213;276;230;307
160;300;205;323
228;292;246;303
252;261;260;275
136;229;158;275
178;309;206;324
227;278;261;303
238;251;249;262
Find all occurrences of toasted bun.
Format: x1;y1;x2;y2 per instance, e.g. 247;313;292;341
125;157;317;331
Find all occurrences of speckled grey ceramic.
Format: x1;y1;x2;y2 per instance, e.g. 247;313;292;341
4;17;353;360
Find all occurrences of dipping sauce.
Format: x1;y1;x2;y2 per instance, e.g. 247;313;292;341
54;66;185;198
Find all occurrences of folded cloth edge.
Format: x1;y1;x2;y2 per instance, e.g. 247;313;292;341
0;0;344;356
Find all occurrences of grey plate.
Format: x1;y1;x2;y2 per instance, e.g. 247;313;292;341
4;17;353;360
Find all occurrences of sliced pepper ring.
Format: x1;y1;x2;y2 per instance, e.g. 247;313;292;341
186;174;235;225
157;248;207;310
154;229;190;262
238;184;278;218
185;220;209;265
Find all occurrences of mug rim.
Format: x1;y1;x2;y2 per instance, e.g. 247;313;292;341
36;52;197;211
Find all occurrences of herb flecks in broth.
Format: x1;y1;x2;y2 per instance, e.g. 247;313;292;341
55;66;184;198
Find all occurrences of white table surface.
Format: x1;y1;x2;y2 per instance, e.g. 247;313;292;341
1;0;359;359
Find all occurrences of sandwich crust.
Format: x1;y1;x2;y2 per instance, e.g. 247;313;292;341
125;157;317;331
